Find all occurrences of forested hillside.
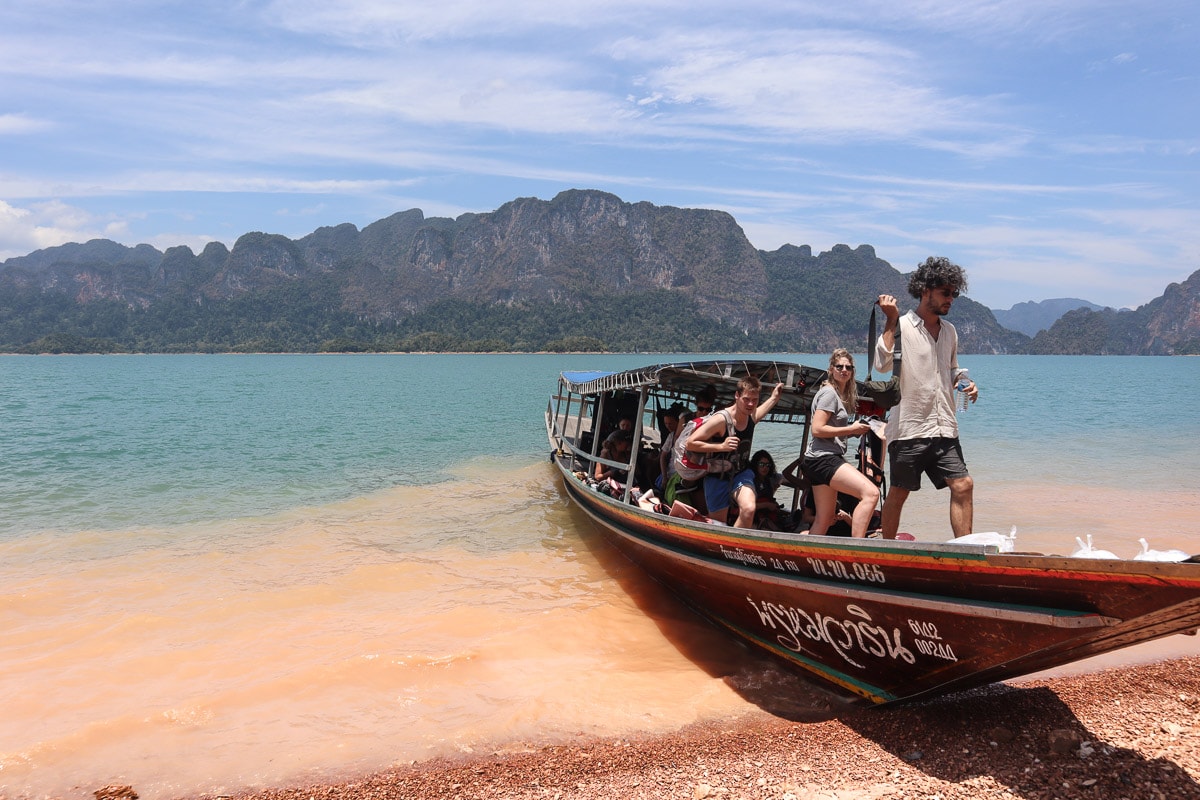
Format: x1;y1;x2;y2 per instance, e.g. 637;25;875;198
2;189;1193;354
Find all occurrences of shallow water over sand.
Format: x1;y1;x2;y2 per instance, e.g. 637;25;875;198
0;464;804;798
3;460;1199;800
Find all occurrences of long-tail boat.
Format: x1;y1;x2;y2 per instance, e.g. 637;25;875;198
546;359;1200;704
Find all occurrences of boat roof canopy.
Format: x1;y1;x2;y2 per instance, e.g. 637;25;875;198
558;359;832;423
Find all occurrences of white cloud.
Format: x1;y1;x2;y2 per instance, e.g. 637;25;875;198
262;0;1166;46
0;200;117;259
626;27;1019;141
0;198;233;259
0;113;52;135
265;0;690;41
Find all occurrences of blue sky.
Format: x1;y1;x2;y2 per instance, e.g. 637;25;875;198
1;1;1196;310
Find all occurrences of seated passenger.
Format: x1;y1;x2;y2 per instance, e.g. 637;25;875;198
694;384;717;417
594;430;635;484
603;415;635;449
750;450;784;529
656;403;686;491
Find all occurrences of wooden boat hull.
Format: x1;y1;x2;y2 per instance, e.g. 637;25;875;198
559;467;1200;704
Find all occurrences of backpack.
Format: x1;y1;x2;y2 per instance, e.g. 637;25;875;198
672;415;709;481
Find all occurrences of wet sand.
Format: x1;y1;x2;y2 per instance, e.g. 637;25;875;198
214;655;1200;800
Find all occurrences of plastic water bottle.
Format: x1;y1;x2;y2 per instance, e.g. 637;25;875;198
955;369;969;412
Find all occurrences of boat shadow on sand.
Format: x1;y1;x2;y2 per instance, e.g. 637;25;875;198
570;507;1200;798
836;680;1200;798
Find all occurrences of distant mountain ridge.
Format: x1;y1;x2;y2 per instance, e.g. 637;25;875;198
1026;271;1200;355
992;298;1108;337
0;189;1195;354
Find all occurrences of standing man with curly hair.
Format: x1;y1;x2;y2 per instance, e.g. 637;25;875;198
874;257;979;539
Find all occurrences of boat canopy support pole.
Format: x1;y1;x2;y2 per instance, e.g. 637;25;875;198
591;392;606;461
551;378;566;455
622;387;649;504
569;389;586;464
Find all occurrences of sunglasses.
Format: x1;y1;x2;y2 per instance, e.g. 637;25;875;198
831;364;854;372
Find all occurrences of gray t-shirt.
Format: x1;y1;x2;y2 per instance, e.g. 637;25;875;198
804;384;851;459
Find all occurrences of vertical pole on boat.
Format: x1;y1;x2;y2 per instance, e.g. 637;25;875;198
623;387;649;504
591;392;606;463
552;377;566;453
552;379;566;448
569;387;586;469
789;393;814;514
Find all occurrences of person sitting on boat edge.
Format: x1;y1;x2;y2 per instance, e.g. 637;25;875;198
685;375;783;527
801;349;880;538
874;256;978;539
750;449;785;530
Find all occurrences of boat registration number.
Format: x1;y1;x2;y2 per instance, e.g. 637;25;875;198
806;557;886;584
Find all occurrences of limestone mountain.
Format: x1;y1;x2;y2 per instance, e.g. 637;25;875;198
2;188;1183;354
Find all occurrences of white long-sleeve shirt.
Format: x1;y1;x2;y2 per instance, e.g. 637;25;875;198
873;310;961;442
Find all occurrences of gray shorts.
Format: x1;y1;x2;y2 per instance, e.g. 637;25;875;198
888;437;969;491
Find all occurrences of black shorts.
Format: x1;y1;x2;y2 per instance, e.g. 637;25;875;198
801;454;844;487
888;437;969;491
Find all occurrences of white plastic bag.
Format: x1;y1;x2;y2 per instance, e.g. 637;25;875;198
950;526;1016;553
1071;534;1119;559
1132;537;1189;562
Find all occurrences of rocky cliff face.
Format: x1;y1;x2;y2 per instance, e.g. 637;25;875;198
1141;271;1200;353
323;190;769;328
35;190;760;328
2;189;1195;354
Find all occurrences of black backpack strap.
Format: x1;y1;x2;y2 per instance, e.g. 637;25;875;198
868;304;878;380
869;303;900;380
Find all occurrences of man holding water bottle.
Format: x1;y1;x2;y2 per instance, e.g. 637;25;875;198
874;257;979;539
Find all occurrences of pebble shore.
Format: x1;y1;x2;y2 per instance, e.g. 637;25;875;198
205;655;1200;800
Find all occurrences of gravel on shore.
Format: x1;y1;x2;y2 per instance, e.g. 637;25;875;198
206;655;1200;800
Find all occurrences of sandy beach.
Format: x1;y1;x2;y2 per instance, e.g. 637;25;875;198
205;655;1200;800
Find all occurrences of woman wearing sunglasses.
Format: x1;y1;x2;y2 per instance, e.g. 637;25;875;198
800;348;881;538
749;449;784;529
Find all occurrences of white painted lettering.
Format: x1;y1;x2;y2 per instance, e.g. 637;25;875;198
745;598;917;668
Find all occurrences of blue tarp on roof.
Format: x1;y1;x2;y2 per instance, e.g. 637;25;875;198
561;370;616;384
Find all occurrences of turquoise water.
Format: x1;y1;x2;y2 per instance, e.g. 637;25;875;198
0;353;607;536
954;354;1200;484
3;353;1199;537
